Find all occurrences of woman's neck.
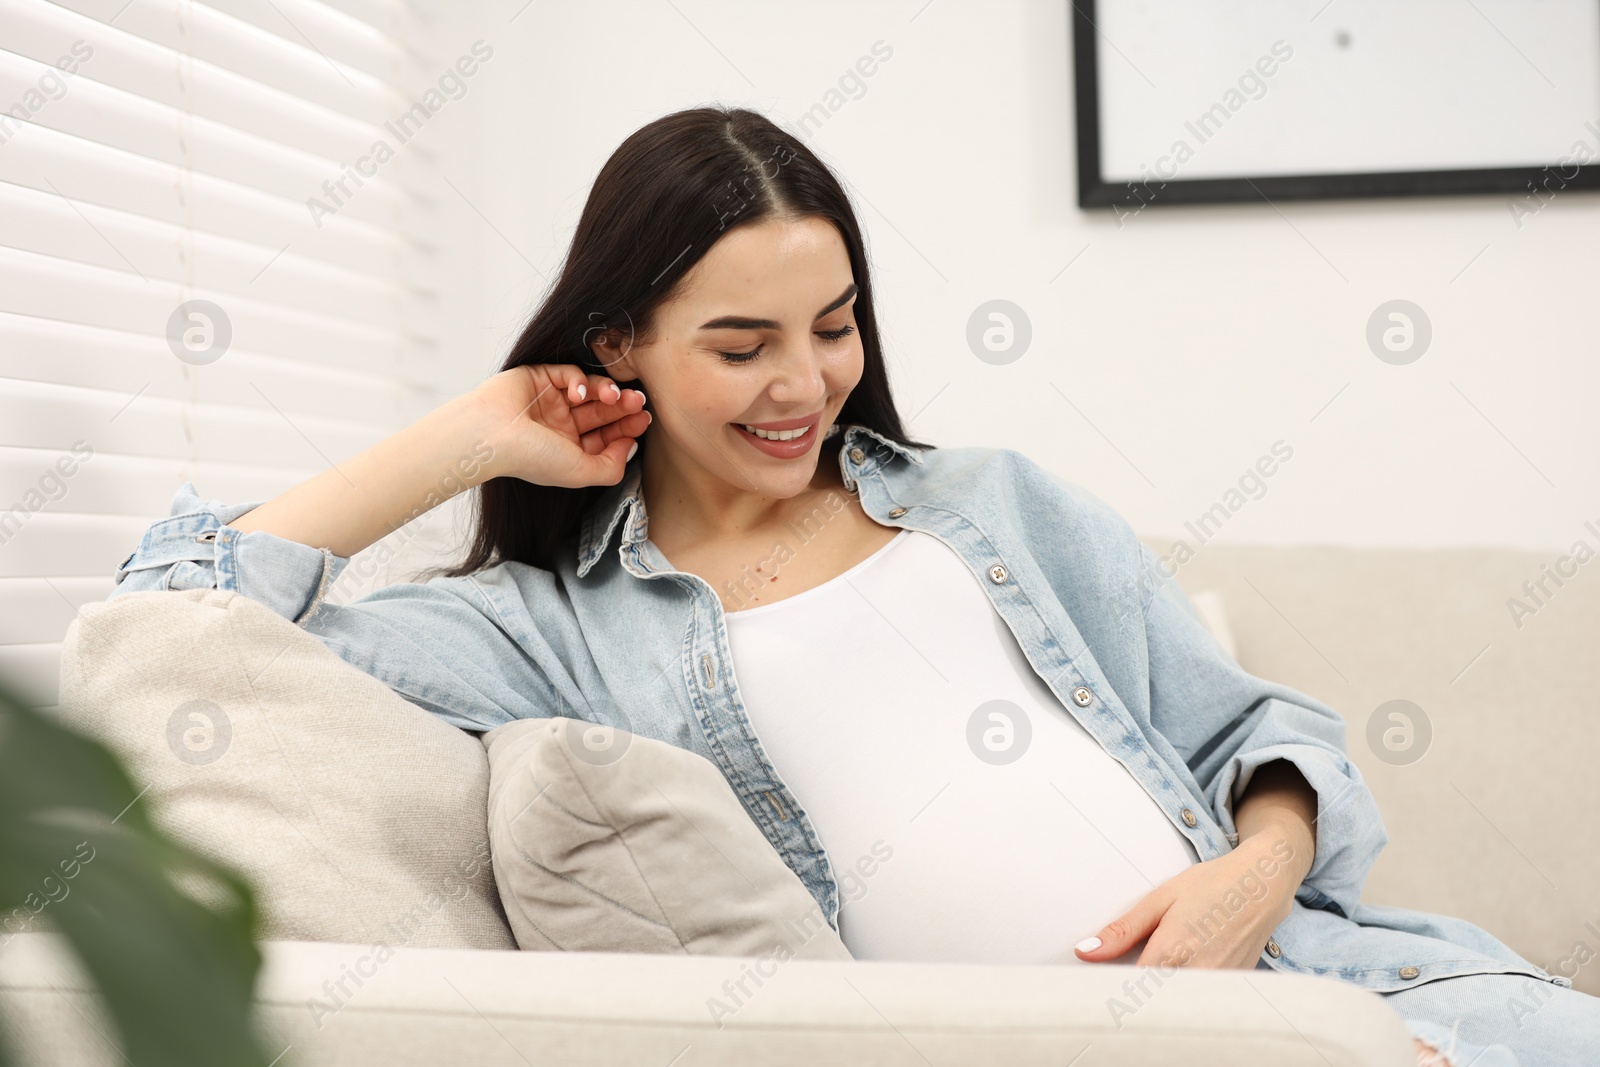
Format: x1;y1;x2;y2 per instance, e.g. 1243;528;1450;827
640;438;849;554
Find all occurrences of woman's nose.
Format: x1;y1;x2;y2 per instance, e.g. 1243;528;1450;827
769;344;828;402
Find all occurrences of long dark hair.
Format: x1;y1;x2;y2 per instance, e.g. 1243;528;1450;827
448;106;933;576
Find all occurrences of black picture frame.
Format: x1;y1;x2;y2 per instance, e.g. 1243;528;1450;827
1071;0;1600;210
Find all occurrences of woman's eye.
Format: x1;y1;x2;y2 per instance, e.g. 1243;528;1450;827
718;346;761;364
718;324;853;364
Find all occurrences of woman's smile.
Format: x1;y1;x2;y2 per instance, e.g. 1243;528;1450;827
732;411;824;458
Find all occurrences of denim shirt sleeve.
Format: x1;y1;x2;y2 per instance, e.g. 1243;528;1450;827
1135;541;1388;921
111;482;344;624
110;483;575;734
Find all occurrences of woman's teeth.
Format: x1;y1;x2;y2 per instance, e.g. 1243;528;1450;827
741;424;812;441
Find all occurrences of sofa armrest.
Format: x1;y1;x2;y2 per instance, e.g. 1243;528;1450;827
2;933;1417;1066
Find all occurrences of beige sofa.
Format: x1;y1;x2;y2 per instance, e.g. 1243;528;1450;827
2;539;1593;1065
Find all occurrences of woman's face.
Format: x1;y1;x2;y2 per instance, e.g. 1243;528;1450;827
598;213;863;501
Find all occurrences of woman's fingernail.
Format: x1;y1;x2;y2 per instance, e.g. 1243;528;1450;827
1075;937;1102;954
576;383;586;400
626;440;639;461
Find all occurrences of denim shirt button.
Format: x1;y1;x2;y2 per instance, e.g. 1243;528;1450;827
1071;686;1093;707
1399;966;1421;979
848;447;865;463
1265;939;1282;958
988;564;1007;583
887;507;907;518
1180;807;1197;827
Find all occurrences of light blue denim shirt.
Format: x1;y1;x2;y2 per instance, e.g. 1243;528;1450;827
110;423;1568;998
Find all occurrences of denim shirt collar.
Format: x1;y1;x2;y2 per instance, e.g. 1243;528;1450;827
575;422;926;578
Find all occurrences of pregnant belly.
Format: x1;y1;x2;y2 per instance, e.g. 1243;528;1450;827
831;745;1202;966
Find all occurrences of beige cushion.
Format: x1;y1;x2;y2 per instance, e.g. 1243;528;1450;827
56;589;515;951
485;716;851;961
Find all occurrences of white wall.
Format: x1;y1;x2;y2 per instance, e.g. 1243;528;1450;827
424;0;1599;554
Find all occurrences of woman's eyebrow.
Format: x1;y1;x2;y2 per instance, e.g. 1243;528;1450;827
813;282;859;320
697;283;859;331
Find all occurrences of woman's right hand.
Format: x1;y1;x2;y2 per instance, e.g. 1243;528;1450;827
472;364;651;489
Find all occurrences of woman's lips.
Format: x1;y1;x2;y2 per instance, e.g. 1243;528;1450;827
738;411;824;431
732;414;821;458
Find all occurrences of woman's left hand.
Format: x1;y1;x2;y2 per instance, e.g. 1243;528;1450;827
1073;830;1310;970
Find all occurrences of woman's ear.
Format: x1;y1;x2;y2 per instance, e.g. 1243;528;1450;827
587;326;640;382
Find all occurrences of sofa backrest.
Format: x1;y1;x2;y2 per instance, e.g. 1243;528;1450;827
1159;541;1600;995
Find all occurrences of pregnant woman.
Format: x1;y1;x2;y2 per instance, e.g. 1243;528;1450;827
112;107;1597;1066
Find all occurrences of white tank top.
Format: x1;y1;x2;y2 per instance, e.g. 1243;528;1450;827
722;528;1200;965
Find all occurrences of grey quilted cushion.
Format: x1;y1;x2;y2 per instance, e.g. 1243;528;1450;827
485;716;852;961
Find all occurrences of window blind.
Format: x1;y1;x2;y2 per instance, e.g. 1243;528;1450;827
0;0;456;711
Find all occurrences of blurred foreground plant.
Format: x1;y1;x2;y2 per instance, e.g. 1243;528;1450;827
0;683;275;1067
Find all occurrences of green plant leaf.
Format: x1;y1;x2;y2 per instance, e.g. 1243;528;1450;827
0;685;278;1067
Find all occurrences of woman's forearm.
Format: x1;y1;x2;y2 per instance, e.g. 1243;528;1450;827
227;366;647;559
1233;758;1318;886
229;389;495;558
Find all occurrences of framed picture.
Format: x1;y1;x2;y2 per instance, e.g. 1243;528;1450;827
1073;0;1600;212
